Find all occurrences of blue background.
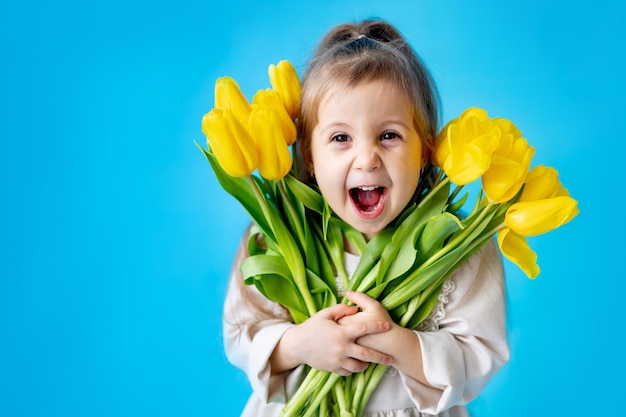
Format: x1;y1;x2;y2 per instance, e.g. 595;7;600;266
1;1;624;416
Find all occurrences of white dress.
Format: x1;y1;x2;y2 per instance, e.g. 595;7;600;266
222;238;509;417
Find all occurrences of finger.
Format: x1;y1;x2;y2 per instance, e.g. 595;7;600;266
339;358;369;375
348;344;392;367
319;303;358;321
347;320;390;339
345;291;379;311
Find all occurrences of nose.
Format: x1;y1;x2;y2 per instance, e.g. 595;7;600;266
353;143;381;172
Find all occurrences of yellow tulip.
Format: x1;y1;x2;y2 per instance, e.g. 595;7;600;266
214;76;252;124
268;60;301;120
248;106;293;180
497;228;540;279
433;107;501;185
482;119;534;203
519;165;570;202
202;108;258;178
505;196;579;236
252;89;297;145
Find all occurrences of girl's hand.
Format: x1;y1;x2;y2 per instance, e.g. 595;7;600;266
340;291;429;384
338;291;397;355
270;303;393;376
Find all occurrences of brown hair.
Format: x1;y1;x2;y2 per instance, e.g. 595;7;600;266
297;19;440;180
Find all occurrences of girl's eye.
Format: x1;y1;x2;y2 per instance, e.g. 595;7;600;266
381;131;400;141
331;134;350;143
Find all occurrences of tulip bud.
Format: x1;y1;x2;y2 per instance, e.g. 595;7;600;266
519;165;570;202
248;106;293;180
202;108;258;178
252;89;297;145
214;76;252;124
433;107;500;185
481;120;534;203
268;60;301;120
505;196;579;236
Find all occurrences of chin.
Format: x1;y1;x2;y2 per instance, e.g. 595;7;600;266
352;220;389;241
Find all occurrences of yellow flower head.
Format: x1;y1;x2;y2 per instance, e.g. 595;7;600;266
214;76;252;124
268;60;301;120
252;89;297;145
202;108;258;178
504;164;579;236
481;118;535;203
433;107;501;185
519;165;570;202
505;196;579;237
248;106;293;181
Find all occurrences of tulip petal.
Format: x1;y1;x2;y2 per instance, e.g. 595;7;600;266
497;228;540;278
445;143;492;185
520;165;568;202
268;60;301;120
505;196;579;236
249;107;293;180
214;76;252;123
434;107;501;185
202;109;258;177
252;89;297;145
482;130;534;203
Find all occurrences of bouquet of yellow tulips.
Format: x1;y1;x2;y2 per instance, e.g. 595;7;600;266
198;60;579;417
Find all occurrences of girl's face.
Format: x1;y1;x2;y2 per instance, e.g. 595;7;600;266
310;79;423;241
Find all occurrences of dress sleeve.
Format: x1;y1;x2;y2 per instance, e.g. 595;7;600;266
398;239;510;414
222;233;305;405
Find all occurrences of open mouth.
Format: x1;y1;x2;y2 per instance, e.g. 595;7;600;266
350;186;387;218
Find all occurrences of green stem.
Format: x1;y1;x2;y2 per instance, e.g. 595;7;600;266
428;201;497;266
448;183;463;203
302;373;341;417
280;369;329;417
333;379;352;417
350;365;372;415
398;292;422;328
278;179;306;249
247;176;318;317
354;364;387;417
416;176;450;209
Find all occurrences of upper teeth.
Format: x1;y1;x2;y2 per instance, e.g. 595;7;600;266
359;186;378;191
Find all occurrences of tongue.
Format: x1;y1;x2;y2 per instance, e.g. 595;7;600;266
356;188;382;211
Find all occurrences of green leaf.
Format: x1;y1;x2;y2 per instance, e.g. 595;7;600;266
240;254;309;320
448;191;469;215
416;213;464;263
322;199;332;239
417;178;451;217
308;220;338;292
365;280;391;299
284;174;325;214
381;244;467;310
306;269;337;309
246;225;266;256
334;218;366;255
348;229;393;292
404;283;442;330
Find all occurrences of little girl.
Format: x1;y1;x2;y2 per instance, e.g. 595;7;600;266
223;19;509;417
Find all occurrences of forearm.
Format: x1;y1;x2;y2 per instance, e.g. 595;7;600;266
269;325;303;374
384;324;431;387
